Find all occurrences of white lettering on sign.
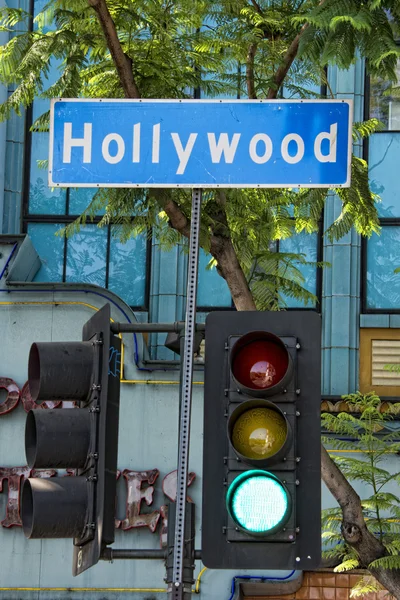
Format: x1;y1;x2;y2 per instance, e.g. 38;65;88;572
249;133;273;164
63;122;92;163
281;133;305;164
207;133;241;163
102;133;125;164
152;124;160;163
314;123;337;163
171;132;198;175
132;123;141;163
60;122;340;172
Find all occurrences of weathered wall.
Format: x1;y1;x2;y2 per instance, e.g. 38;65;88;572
0;277;301;599
1;238;398;600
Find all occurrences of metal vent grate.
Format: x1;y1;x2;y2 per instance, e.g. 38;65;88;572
372;339;400;387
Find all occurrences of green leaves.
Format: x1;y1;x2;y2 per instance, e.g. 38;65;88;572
0;0;392;313
295;0;400;80
0;6;30;31
324;156;381;243
352;119;385;142
322;392;400;578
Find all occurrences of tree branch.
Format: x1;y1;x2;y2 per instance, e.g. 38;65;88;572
266;24;307;99
153;189;256;311
87;0;140;99
321;445;384;563
210;234;257;311
246;43;257;99
266;0;327;99
150;189;192;240
208;191;256;310
321;445;400;598
250;0;263;14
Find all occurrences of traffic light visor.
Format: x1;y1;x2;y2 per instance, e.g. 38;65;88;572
226;470;290;535
230;332;292;396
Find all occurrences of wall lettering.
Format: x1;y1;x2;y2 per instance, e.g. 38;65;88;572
0;466;197;539
0;376;197;540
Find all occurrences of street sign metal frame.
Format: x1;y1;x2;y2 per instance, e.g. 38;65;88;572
49;98;353;189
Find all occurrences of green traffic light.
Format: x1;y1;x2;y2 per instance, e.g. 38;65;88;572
226;470;290;535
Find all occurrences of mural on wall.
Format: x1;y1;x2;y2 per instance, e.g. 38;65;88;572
0;377;196;546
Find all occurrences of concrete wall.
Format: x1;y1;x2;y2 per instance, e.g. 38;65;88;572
1;242;397;600
0;262;302;599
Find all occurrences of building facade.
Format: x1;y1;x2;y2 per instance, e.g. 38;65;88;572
0;1;400;599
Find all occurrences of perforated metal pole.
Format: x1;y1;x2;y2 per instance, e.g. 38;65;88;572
170;188;202;600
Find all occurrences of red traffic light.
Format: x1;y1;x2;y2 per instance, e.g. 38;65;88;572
230;331;293;397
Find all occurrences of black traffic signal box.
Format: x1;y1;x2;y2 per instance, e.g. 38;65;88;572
21;304;121;576
202;311;321;570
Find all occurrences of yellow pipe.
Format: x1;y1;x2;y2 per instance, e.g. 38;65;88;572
0;588;167;593
121;379;203;385
0;587;201;593
0;300;100;312
119;330;203;385
0;300;201;386
195;567;208;593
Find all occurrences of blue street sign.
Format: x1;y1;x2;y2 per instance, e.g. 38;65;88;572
49;99;353;189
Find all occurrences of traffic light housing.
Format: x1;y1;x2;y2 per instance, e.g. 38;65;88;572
202;311;321;570
21;304;121;576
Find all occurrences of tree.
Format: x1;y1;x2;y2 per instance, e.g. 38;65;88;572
1;0;400;594
321;392;400;597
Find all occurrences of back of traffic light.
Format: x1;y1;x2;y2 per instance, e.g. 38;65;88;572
21;304;121;576
202;311;321;570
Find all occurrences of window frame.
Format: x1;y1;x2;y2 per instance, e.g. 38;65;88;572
22;111;152;311
362;57;400;314
367;45;400;134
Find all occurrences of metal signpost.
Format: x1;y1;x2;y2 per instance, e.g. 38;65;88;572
48;98;353;599
171;188;201;600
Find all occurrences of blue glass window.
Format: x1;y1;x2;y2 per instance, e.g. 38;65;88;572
108;228;147;307
279;231;318;308
28;48;65;215
66;225;107;288
29;132;67;215
27;223;64;282
27;222;149;307
69;188;104;216
369;133;400;218
370;59;400;131
197;250;231;307
367;227;400;309
366;61;400;311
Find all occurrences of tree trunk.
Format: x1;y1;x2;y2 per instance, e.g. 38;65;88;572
210;235;256;311
88;0;140;99
321;446;400;598
246;43;257;99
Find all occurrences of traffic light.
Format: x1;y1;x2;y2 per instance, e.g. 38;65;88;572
202;311;321;570
21;304;121;576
